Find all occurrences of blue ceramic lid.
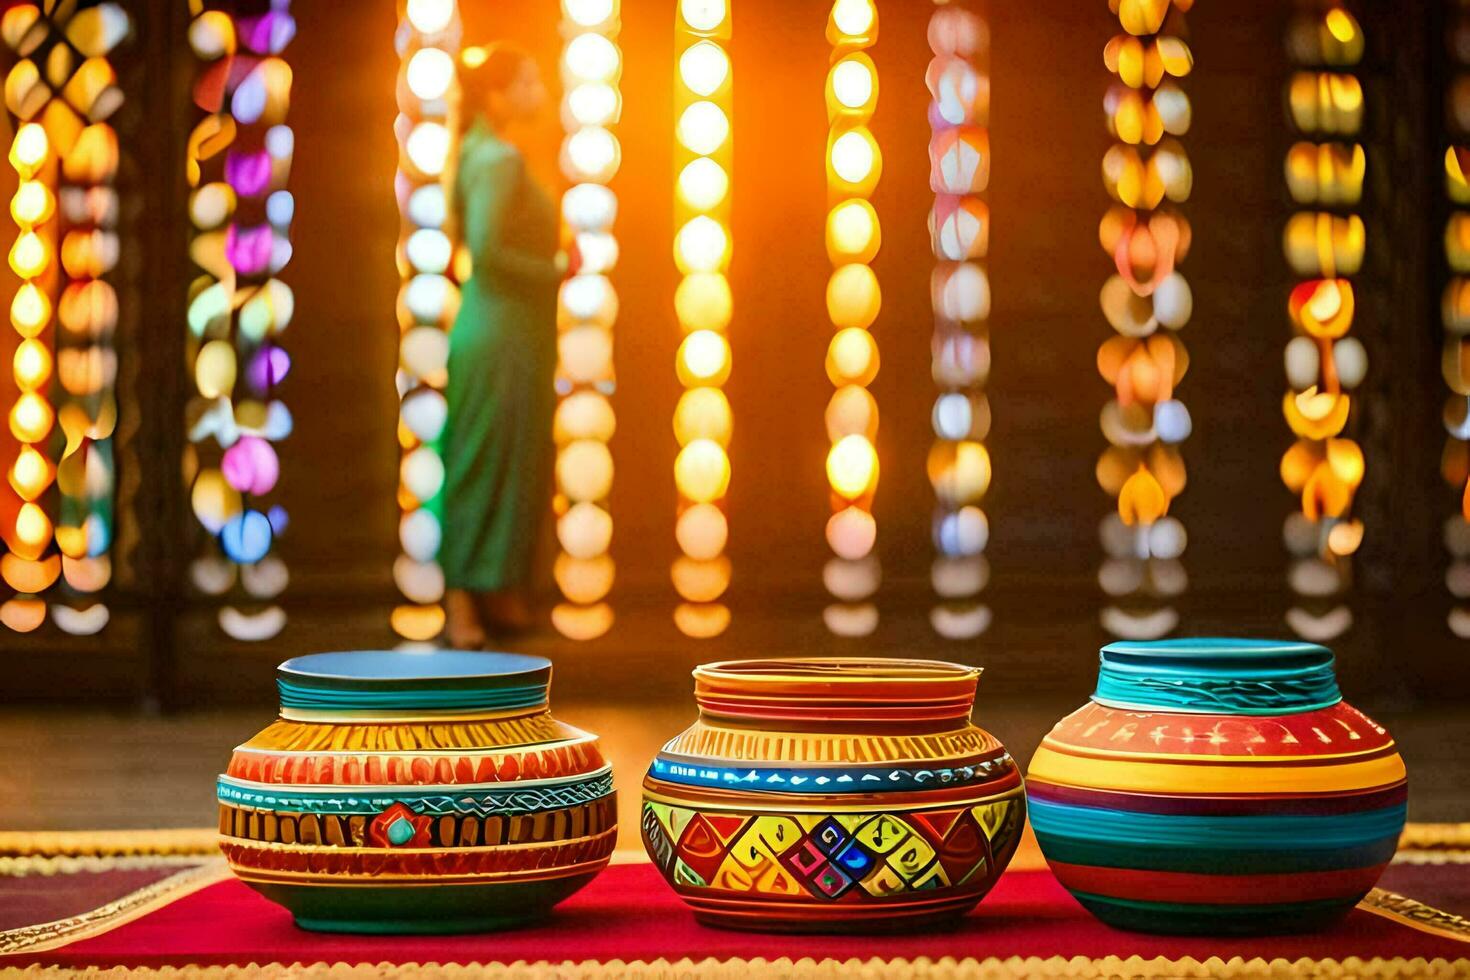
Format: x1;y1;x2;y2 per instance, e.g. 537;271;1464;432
1092;637;1341;715
276;651;552;714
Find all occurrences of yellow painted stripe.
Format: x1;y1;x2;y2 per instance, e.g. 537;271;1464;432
1028;745;1406;795
1038;736;1398;765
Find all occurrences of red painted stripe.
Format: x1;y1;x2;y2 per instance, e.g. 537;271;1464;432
1046;860;1390;905
1026;778;1408;816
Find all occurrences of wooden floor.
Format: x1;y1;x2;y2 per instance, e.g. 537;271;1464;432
2;699;1464;848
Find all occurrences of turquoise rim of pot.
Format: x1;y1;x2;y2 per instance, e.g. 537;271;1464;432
1092;637;1342;715
276;651;552;714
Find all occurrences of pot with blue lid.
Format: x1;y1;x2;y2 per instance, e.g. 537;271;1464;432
1027;637;1407;935
217;650;616;933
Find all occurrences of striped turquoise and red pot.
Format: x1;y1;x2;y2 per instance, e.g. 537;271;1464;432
1027;638;1407;935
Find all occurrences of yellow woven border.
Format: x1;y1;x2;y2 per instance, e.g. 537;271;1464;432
1360;888;1470;942
5;823;1463;860
3;956;1470;978
0;831;219;859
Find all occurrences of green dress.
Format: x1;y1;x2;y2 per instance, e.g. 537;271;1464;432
440;118;561;592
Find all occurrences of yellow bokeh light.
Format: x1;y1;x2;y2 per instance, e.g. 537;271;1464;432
674;271;732;331
565;0;615;28
1324;8;1357;44
830;57;874;111
677;329;731;386
564;33;620;84
10;230;49;279
826;263;881;329
832;0;875;38
11;180;52;226
680;0;726;32
565;126;619;181
826;327;879;386
825;384;878;442
679;40;729;97
15;501;52;550
674;214;728;273
10;123;48;176
10;391;53;442
674;438;730;503
13;337;51;389
674;386;733;446
567;82;618;127
677;157;729;212
830;129;876;185
10;445;51;499
10;283;49;337
827;433;878;499
826;199;879;263
672;556;732;603
677;100;729;155
405;46;455;101
405;0;455;34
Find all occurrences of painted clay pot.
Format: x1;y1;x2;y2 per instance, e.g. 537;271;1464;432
1028;638;1407;936
217;651;616;933
641;658;1026;932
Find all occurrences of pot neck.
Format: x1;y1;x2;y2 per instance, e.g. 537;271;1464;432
1092;638;1342;716
692;658;980;727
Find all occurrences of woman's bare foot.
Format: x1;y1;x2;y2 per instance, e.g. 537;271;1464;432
479;589;533;635
445;589;487;649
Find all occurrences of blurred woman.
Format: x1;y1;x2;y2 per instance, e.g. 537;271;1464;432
440;45;563;648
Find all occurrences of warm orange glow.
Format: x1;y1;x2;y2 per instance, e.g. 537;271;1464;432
1284;387;1351;440
11;282;50;337
826;434;878;500
9;445;52;499
676;329;731;386
1118;466;1168;525
672;3;732;630
677;157;728;212
674;439;730;504
10;123;48;176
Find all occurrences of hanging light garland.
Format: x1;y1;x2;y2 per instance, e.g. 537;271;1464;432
1095;0;1194;641
925;0;991;640
0;2;130;636
1444;4;1470;637
671;0;733;639
1280;2;1366;642
822;0;881;638
390;0;460;644
183;2;295;643
551;0;621;641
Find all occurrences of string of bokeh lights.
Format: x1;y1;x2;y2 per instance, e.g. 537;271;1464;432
925;0;991;640
184;1;295;643
671;0;734;639
1;2;130;636
1444;6;1470;638
390;0;460;645
551;0;622;641
1096;0;1194;641
1280;2;1366;643
821;0;882;639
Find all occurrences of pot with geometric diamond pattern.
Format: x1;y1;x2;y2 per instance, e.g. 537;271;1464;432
641;658;1025;932
217;650;616;933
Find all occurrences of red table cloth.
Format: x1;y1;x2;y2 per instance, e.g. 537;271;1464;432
4;857;1470;977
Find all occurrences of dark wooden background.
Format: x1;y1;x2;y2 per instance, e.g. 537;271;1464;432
1;0;1463;710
